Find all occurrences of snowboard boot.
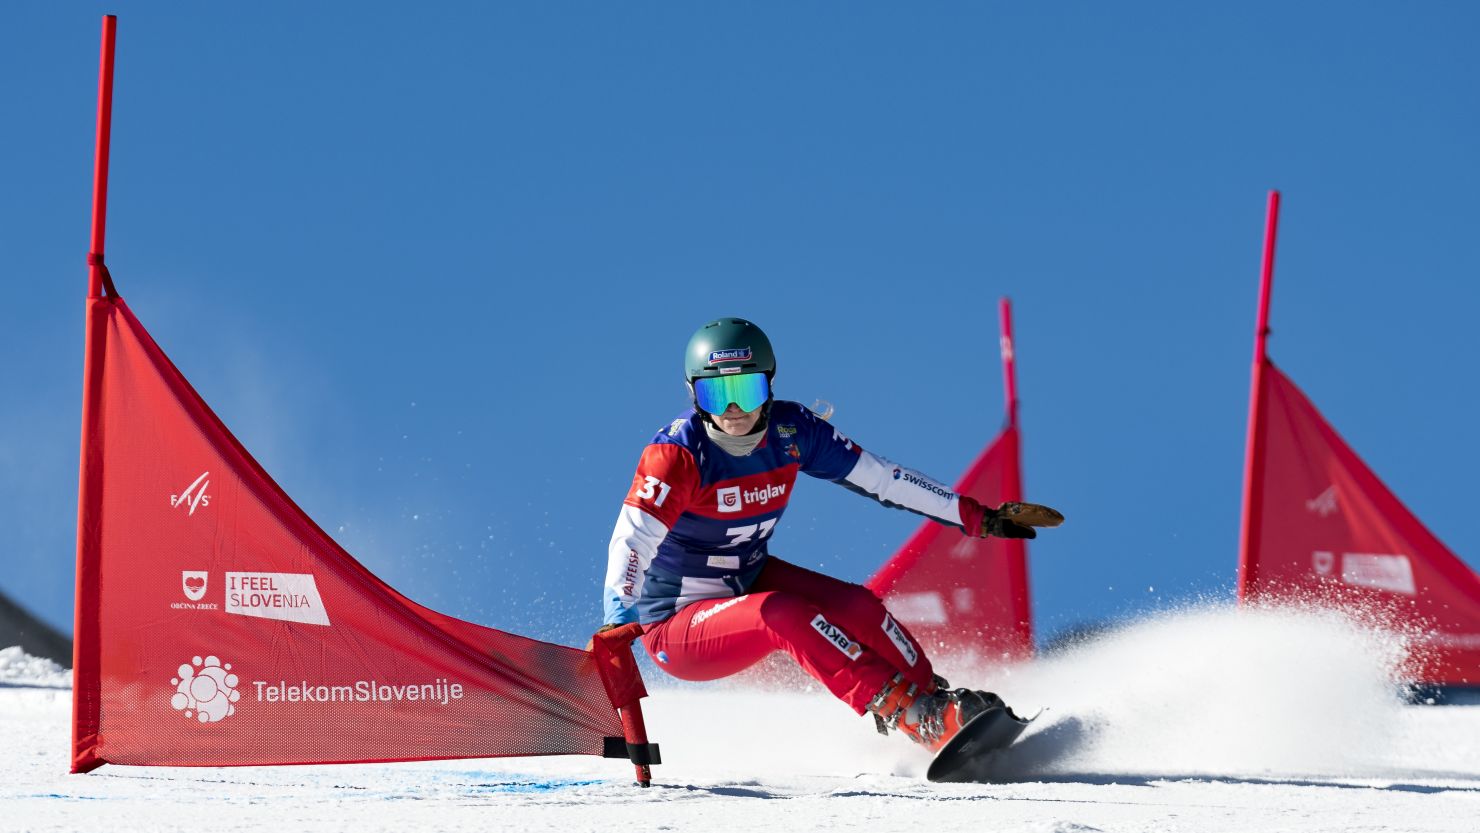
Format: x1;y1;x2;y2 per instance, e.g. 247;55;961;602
867;673;1004;754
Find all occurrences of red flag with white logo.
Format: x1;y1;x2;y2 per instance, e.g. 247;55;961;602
866;425;1033;665
1239;362;1480;685
71;296;636;771
1237;191;1480;688
865;299;1034;666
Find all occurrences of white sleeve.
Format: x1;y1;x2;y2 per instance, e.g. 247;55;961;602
602;504;671;625
840;449;965;527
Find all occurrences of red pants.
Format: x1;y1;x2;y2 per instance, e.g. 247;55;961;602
641;557;935;714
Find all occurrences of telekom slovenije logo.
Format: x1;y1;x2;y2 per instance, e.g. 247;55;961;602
170;472;211;516
171;655;241;723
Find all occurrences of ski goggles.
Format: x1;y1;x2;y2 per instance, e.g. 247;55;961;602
693;372;771;414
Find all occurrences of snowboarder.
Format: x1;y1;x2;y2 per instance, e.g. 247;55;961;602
599;317;1062;754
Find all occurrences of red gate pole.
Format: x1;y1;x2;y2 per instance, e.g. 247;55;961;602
87;15;117;298
998;297;1033;652
1236;190;1281;600
618;701;653;787
73;14;119;774
998;297;1018;429
590;623;660;787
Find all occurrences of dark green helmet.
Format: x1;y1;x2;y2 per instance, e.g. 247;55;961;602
684;317;777;382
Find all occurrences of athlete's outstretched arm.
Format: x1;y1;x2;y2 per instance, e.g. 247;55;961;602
796;410;1060;538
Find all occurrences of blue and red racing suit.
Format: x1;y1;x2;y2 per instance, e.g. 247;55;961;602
603;400;985;712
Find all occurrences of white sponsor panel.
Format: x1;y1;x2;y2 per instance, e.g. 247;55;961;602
886;591;948;625
1341;553;1416;596
706;555;741;569
1420;632;1480;650
881;614;918;667
811;614;862;660
225;572;331;626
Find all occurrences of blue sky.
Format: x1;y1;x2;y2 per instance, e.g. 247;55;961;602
3;3;1477;649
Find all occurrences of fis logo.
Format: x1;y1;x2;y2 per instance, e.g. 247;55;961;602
811;615;862;660
708;347;752;364
1306;485;1339;518
182;571;209;602
171;472;212;516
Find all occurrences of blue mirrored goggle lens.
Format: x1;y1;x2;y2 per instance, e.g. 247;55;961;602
693;373;770;414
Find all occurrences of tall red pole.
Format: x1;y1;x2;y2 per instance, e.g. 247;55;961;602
88;15;117;298
998;297;1018;428
998;297;1033;652
1236;190;1281;599
73;14;118;774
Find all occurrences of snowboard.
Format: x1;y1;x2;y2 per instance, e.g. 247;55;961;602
925;705;1036;783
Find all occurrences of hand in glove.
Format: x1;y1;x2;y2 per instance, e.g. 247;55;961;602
584;623;619;652
959;497;1064;540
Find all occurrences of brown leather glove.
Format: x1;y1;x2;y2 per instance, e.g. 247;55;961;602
959;498;1064;539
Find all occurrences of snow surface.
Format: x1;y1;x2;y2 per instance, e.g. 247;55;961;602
5;606;1478;832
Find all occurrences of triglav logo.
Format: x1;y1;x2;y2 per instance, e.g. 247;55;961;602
1306;485;1338;518
715;483;786;513
170;654;240;723
182;571;208;602
170;472;211;516
716;486;742;513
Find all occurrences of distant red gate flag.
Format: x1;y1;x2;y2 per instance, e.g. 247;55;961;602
866;299;1034;665
72;16;650;775
1238;191;1480;687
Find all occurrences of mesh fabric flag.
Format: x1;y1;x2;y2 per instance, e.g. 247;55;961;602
72;294;633;771
1239;362;1480;686
865;299;1033;665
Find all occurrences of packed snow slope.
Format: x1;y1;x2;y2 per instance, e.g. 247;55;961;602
5;606;1478;833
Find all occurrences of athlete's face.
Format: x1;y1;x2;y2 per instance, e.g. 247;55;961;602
712;402;762;436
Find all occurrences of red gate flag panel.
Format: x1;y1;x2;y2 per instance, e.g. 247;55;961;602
866;425;1034;664
72;295;630;771
1239;361;1480;686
